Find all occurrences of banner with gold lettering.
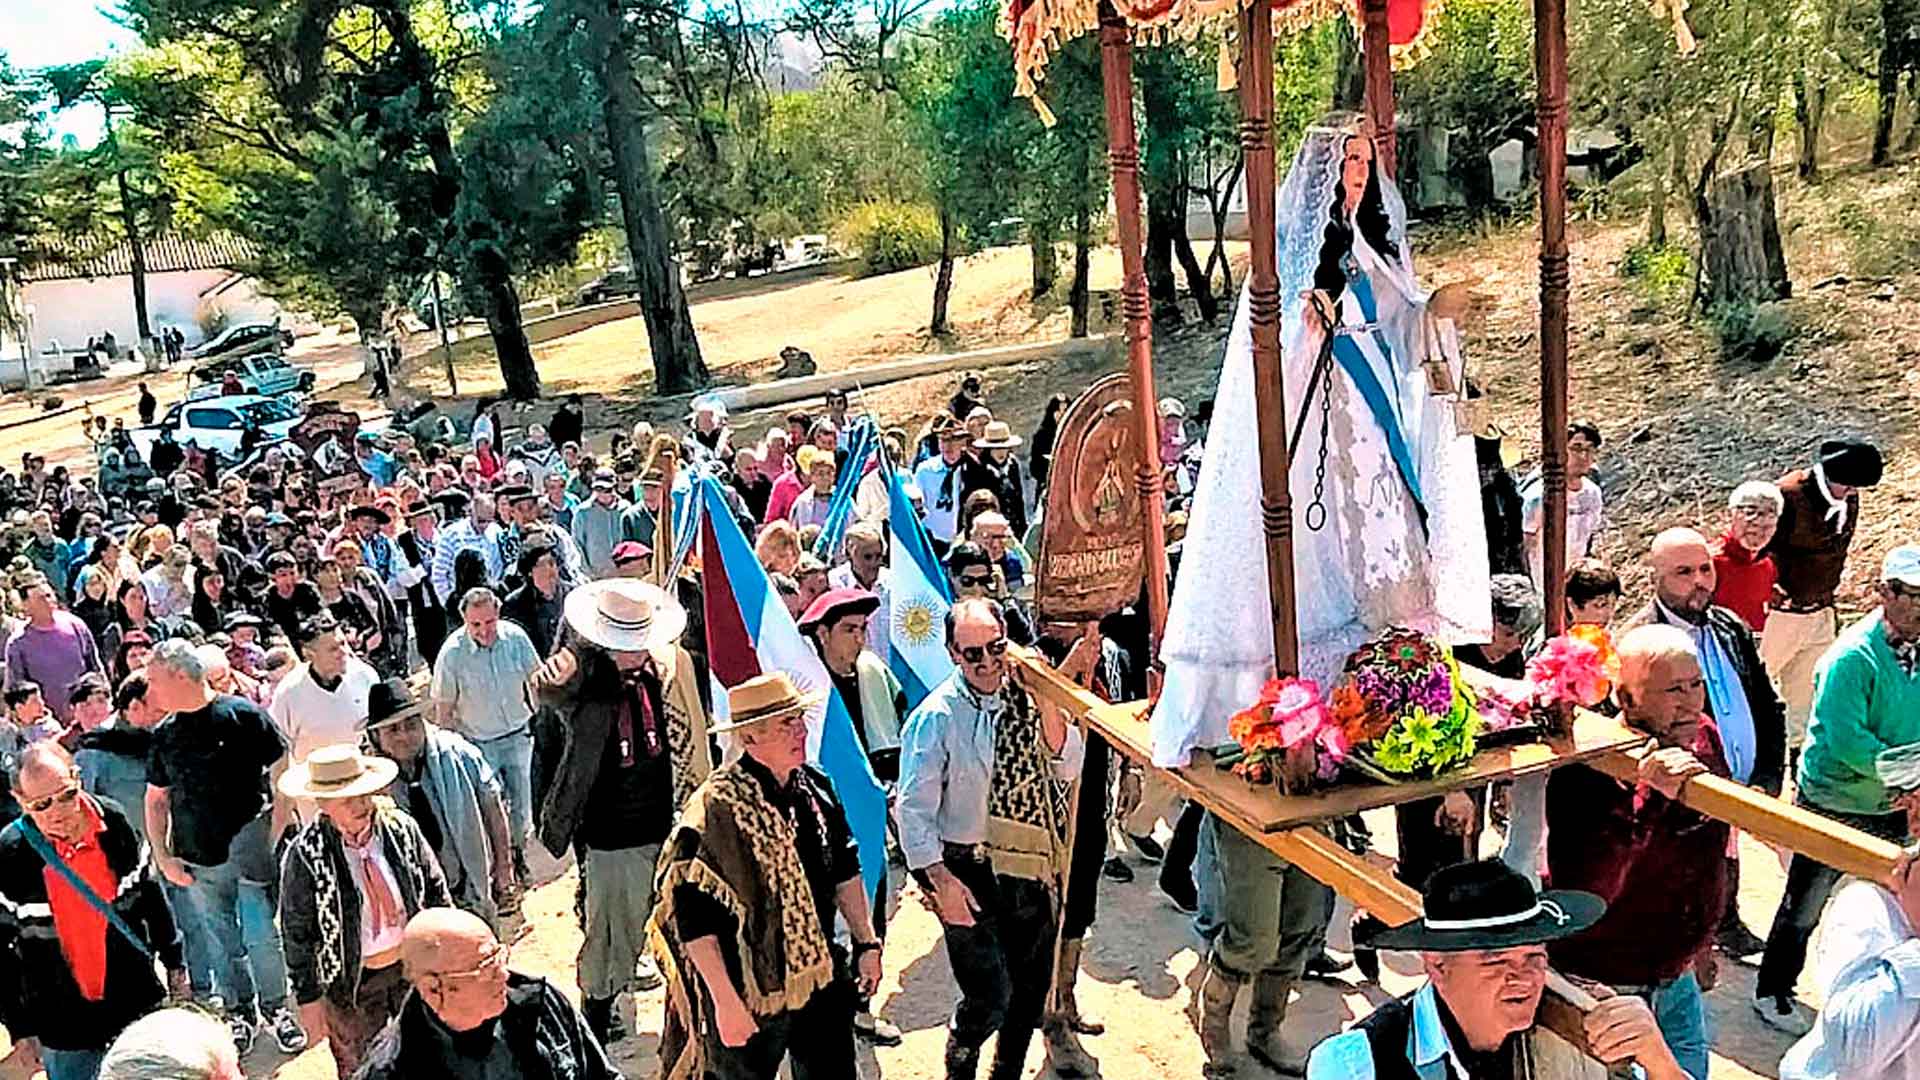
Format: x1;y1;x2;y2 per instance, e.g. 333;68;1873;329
1035;373;1147;625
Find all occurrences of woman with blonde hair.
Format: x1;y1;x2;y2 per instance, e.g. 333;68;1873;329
130;522;175;569
754;519;802;576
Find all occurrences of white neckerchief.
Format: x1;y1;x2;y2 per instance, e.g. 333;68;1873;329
1813;464;1847;532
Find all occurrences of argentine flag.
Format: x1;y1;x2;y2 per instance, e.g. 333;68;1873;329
884;464;955;708
695;477;890;891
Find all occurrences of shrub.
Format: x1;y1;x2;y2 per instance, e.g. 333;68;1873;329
1618;242;1693;305
835;201;943;277
1710;300;1794;364
1835;201;1920;278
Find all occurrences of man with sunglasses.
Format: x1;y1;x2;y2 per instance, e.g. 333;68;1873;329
1;742;189;1080
896;597;1085;1080
354;906;616;1080
947;543;1036;647
1755;544;1920;1036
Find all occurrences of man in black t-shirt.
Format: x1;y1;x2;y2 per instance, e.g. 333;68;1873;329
262;551;324;643
143;639;307;1057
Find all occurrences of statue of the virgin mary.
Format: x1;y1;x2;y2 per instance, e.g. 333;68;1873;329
1150;114;1492;767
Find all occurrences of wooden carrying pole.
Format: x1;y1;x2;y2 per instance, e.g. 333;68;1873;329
1098;2;1173;650
1361;0;1398;177
1535;0;1572;638
1237;0;1304;677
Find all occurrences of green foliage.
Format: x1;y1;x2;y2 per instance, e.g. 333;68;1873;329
1273;24;1344;162
1618;241;1693;304
759;78;930;236
835;200;943;276
1834;200;1920;277
1397;0;1534;209
1710;300;1795;364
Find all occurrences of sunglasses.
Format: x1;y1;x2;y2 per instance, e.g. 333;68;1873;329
21;783;81;815
958;572;994;589
957;637;1009;664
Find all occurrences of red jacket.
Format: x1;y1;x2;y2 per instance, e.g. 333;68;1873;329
1712;530;1776;632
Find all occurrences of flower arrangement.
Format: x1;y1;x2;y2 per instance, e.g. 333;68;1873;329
1526;625;1615;709
1225;677;1342;786
1333;628;1482;781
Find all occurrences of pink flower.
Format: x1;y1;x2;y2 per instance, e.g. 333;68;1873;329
1269;678;1331;749
1526;635;1609;708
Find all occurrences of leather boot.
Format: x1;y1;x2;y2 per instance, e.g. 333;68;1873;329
1246;974;1309;1075
581;995;615;1047
1045;937;1099;1077
946;1029;983;1080
1058;938;1104;1034
1191;958;1242;1078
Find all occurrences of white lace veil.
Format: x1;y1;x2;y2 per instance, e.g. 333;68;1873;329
1274;113;1416;329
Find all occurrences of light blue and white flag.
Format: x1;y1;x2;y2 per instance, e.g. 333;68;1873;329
811;417;877;561
883;464;954;708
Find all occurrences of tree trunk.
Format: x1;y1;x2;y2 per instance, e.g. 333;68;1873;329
931;206;956;335
1069;200;1091;339
1902;69;1920;152
1794;71;1828;180
1873;0;1903;165
1646;140;1668;248
1333;23;1366;111
1172;218;1218;323
1144;195;1181;324
1204;159;1242;297
1029;223;1058;298
1698;161;1791;308
592;0;710;395
115;168;152;354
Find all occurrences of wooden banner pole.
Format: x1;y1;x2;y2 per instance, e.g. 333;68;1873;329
1237;0;1303;678
1535;0;1572;639
1361;0;1398;178
1098;3;1173;655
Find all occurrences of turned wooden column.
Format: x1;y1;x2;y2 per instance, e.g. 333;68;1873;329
1361;0;1398;177
1535;0;1571;638
1097;3;1173;655
1237;0;1302;677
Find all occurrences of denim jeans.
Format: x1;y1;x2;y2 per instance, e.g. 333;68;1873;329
1631;971;1709;1080
161;878;222;1000
934;847;1056;1067
41;1047;105;1080
1499;773;1549;886
1756;796;1909;998
183;814;290;1015
1193;807;1224;943
475;728;534;851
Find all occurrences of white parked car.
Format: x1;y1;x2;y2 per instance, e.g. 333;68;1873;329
127;394;303;460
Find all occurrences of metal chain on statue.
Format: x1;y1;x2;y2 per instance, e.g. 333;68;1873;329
1288;296;1340;533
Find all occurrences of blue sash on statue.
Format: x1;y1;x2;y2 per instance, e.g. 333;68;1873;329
1330;265;1427;522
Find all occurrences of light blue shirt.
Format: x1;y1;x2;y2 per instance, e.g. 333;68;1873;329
1307;984;1465;1080
1781;880;1920;1080
433;518;501;602
893;672;1083;872
430;622;542;741
913;457;962;543
1655;599;1758;784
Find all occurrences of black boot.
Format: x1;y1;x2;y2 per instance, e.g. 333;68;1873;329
582;995;616;1047
946;1030;983;1080
1351;914;1385;982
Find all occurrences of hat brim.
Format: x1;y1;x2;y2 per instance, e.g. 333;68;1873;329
366;701;431;732
563;579;688;654
973;437;1022;449
711;689;828;734
277;754;400;801
797;593;882;631
1361;889;1606;952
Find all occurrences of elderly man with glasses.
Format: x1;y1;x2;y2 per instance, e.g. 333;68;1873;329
896;597;1087;1080
1755;545;1920;1036
353;907;616;1080
1;742;188;1080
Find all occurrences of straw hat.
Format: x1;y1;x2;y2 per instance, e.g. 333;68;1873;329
713;672;825;734
973;420;1023;450
277;744;399;801
562;578;687;654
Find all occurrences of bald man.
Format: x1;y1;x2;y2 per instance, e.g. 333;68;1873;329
354;908;616;1080
1622;526;1786;959
2;742;188;1080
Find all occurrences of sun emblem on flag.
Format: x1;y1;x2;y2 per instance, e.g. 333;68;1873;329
895;596;940;647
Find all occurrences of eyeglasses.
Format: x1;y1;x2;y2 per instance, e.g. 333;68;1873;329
21;783;82;815
1731;505;1776;520
422;943;509;989
957;637;1009;664
957;572;994;589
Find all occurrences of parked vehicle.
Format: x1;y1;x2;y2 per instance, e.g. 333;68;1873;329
185;352;316;402
126;394;303;461
188;321;294;362
577;266;641;305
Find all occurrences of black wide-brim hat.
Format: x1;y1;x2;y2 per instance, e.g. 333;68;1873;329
1361;859;1606;952
1818;439;1884;488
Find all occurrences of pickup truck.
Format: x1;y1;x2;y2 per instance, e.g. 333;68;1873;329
126;393;303;461
185;352;317;402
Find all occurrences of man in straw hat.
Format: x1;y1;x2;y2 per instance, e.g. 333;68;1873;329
650;671;884;1080
962;420;1027;540
532;576;712;1045
364;677;517;933
1779;743;1920;1080
276;742;449;1076
1309;859;1687;1080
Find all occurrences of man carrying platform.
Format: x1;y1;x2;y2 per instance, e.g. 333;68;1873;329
1308;859;1688;1080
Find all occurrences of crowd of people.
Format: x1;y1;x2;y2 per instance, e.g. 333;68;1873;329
0;363;1913;1080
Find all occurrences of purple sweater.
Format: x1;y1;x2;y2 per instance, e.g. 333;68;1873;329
5;611;103;721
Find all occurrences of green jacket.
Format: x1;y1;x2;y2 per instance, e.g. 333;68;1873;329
1797;612;1920;815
